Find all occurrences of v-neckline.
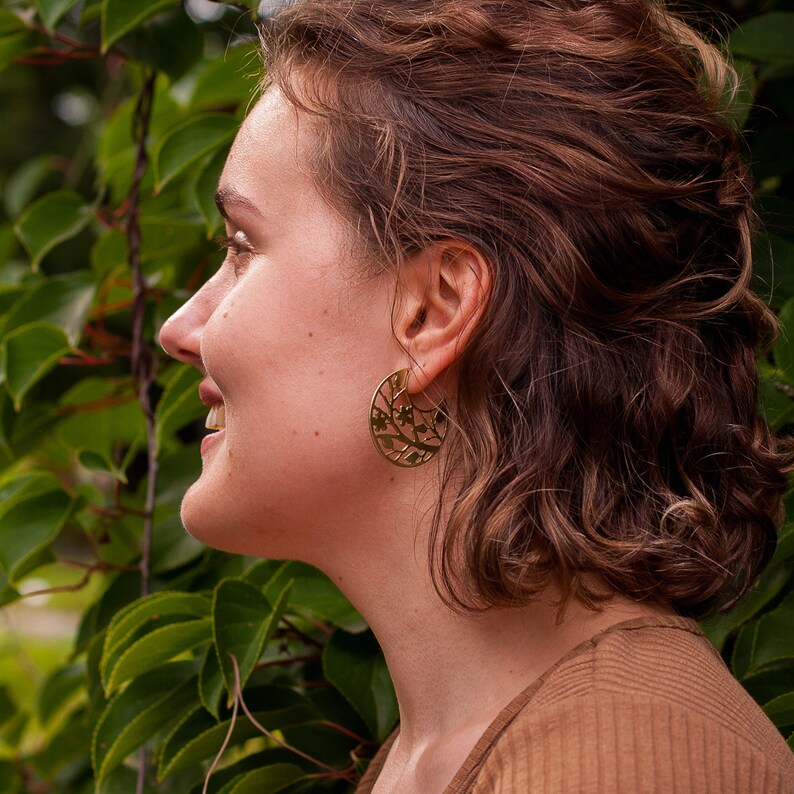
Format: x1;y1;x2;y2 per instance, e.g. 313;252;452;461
357;613;704;793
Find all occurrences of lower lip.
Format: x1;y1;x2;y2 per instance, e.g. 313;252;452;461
201;429;225;454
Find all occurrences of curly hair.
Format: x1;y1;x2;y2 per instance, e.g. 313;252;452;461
257;0;793;620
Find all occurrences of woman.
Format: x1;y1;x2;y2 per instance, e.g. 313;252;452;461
159;0;794;791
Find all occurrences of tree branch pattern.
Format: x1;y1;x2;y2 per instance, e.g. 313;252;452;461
369;370;447;467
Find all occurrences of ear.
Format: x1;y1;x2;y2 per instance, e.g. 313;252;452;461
393;239;491;396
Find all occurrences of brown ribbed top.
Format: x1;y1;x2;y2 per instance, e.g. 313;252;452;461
356;615;794;793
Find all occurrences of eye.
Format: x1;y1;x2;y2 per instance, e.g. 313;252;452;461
215;230;254;276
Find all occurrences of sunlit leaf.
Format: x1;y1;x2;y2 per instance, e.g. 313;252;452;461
193;145;229;237
217;764;305;794
37;662;85;726
0;11;38;72
155;363;203;454
3;270;95;345
154;114;238;193
36;0;80;30
3;322;71;410
213;578;293;705
103;617;211;694
13;191;93;270
103;591;211;664
158;690;316;779
91;661;198;784
0;489;71;583
189;42;260;111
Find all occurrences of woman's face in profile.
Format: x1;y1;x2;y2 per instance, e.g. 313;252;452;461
159;86;397;560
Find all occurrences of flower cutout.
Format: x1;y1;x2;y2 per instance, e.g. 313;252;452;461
396;405;413;427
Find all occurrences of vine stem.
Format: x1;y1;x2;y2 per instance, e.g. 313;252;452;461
126;70;158;794
228;654;358;783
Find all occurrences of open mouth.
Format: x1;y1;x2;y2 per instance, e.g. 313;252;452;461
205;405;226;431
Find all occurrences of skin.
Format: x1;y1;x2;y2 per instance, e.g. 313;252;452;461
159;84;676;794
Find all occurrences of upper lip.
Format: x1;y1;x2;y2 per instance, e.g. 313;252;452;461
198;380;224;408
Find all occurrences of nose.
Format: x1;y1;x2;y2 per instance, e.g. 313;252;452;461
159;291;207;370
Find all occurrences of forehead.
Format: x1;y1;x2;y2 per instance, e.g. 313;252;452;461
219;85;312;195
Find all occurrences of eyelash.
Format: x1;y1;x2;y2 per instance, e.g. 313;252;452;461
215;233;254;274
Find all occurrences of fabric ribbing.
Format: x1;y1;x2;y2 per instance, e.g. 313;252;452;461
355;614;794;793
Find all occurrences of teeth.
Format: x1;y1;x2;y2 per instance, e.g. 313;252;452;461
205;405;225;430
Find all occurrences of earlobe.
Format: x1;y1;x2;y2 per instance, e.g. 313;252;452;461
394;239;491;394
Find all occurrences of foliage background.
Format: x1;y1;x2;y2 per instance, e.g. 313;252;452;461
0;0;792;791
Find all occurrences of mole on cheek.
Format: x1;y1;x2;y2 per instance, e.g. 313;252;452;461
308;331;313;338
223;312;228;318
314;431;320;437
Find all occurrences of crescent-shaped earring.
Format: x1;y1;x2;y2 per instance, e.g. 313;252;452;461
368;368;448;467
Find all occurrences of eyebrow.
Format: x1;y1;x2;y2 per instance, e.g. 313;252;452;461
214;187;265;221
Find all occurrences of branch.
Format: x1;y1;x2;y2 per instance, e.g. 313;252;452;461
127;69;158;596
126;70;158;794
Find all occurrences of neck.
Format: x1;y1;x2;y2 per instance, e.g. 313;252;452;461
311;478;676;757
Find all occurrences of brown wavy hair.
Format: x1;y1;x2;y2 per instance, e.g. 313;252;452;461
258;0;793;620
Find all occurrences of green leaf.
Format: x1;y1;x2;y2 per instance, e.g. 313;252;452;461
198;645;224;719
700;563;790;652
750;592;794;672
154;114;238;193
158;691;317;779
753;233;794;310
37;662;85;725
13;191;93;270
0;489;71;582
0;470;63;519
0;11;38;72
218;764;305;794
91;661;198;784
772;520;794;566
3;322;71;409
260;561;365;632
193;145;229;236
0;686;16;728
726;58;755;131
114;7;204;81
100;0;180;52
732;620;758;680
762;691;794;729
3;155;60;219
189;42;260;110
103;591;211;663
59;378;143;478
213;578;293;705
774;297;794;380
323;629;398;741
4;270;96;345
36;0;80;30
155;363;203;453
0;760;20;794
150;512;205;574
730;14;794;65
103;617;212;694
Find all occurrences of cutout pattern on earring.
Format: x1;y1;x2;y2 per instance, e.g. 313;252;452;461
369;369;447;467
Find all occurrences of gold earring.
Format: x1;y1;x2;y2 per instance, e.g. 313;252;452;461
369;369;448;467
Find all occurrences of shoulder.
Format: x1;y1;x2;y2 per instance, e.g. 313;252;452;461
473;618;794;794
